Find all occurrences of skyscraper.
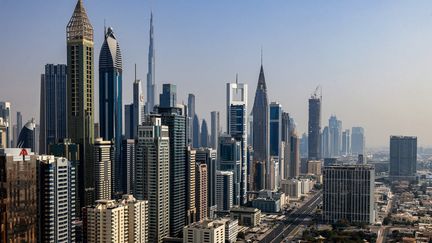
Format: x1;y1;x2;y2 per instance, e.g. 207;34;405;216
122;139;135;194
201;119;209;147
14;111;23;147
323;165;375;224
252;64;269;164
195;163;208;222
308;90;321;160
133;78;144;138
99;26;123;196
145;13;156;114
196;147;217;214
83;195;148;243
16;112;22;137
37;155;76;243
156;92;187;237
0;148;37;242
39;64;67;154
269;102;282;159
210;111;220;150
16;119;36;151
0;118;7;148
328;115;342;157
93;138;114;201
49;139;80;215
135;116;169;243
351;127;365;156
67;0;95;208
321;126;330;158
186;147;197;224
193;114;200;148
159;83;177;108
0;102;11;148
218;134;241;206
187;94;196;146
226;81;248;205
289;131;300;178
390;136;417;182
216;170;234;211
341;129;351;155
124;104;134;139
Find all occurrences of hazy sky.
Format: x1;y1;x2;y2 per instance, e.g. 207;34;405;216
1;0;432;147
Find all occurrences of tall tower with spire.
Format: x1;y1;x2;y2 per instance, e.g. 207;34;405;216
145;12;156;114
99;26;123;196
252;56;269;164
66;0;95;208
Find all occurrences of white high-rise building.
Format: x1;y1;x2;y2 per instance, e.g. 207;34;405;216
0;102;11;147
133;79;144;138
216;170;234;211
84;195;148;243
94;138;114;200
183;220;225;243
37;155;76;243
226;81;248;205
135;116;170;243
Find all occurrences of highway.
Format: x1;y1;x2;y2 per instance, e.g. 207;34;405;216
259;191;322;243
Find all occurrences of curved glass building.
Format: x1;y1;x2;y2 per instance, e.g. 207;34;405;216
99;26;123;196
17;119;36;150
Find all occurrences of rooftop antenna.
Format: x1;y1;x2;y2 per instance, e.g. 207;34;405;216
260;46;263;66
236;73;239;85
104;19;107;35
134;63;137;81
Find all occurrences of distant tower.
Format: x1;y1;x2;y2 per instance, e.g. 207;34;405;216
187;94;196;146
132;76;144;138
66;0;95;208
200;119;209;147
390;136;417;182
351;127;365;156
193;114;200;148
226;80;248;205
159;84;177;108
210;111;220;150
308;87;321;160
145;13;156;114
99;26;123;196
328;115;342;157
39;64;67;154
252;62;269;163
342;129;351;155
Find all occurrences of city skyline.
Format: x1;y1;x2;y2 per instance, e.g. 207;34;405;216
2;0;432;147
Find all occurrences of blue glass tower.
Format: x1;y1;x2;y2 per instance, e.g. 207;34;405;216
98;27;123;196
39;64;67;154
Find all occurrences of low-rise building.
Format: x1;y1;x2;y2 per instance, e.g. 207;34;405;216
83;195;148;243
230;207;261;227
183;220;225;243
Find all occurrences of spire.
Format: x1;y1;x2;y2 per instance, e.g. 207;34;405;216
67;0;93;41
257;56;267;91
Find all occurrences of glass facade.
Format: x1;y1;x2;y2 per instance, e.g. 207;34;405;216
0;149;37;243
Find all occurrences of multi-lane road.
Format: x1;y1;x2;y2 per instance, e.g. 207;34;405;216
259;191;323;243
